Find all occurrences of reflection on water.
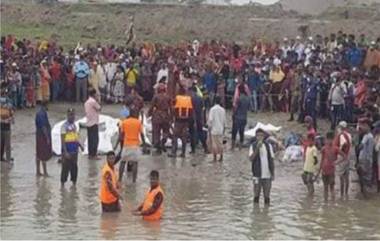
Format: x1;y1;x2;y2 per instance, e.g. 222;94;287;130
1;105;380;239
33;179;53;230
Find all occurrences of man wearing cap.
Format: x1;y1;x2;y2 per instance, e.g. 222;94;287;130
61;108;84;186
357;118;375;197
74;55;90;102
334;121;352;197
147;83;172;154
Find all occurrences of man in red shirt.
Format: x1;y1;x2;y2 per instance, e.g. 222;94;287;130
49;58;62;101
319;132;344;201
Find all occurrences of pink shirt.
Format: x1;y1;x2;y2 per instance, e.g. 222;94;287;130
85;97;101;127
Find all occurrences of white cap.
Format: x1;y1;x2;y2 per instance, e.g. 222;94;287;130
338;121;347;128
78;47;84;52
283;37;288;41
371;41;376;45
308;36;313;41
296;36;301;40
273;58;281;66
11;62;17;67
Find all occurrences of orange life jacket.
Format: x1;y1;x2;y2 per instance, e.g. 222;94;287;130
99;163;119;204
174;95;193;119
142;185;164;221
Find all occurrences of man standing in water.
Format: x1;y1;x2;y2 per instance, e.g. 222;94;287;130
168;87;193;158
207;96;226;161
148;83;172;155
118;109;146;183
249;128;275;205
85;88;101;160
133;170;164;221
100;151;121;212
357;118;374;197
35;101;52;176
61;108;84;187
334;121;352;197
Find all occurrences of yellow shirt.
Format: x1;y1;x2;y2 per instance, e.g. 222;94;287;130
269;70;285;83
303;145;318;173
126;68;138;87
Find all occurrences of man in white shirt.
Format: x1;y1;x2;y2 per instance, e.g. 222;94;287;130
328;74;347;130
156;63;169;88
207;96;226;162
104;61;117;102
249;128;275;205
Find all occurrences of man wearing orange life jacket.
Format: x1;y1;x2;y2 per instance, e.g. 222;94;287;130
100;151;122;212
168;87;193;158
132;170;164;221
333;121;352;197
116;109;146;183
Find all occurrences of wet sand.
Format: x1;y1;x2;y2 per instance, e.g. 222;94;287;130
1;103;380;239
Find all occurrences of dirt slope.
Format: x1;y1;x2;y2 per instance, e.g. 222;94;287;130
1;1;379;47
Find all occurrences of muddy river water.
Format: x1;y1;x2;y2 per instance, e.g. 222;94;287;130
1;103;379;239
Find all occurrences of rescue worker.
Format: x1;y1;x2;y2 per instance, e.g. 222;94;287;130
168;87;193;158
147;83;172;154
132;170;164;221
117;109;146;183
100;151;122;212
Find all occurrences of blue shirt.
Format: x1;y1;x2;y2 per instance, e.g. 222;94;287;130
203;71;217;93
247;73;263;91
35;107;51;135
191;92;204;122
61;121;79;154
305;78;319;100
74;61;90;79
346;47;362;67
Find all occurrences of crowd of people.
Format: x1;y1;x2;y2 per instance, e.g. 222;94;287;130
1;30;380;215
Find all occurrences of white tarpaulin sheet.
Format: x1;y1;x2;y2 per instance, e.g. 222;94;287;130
281;145;304;163
52;114;152;155
244;122;282;137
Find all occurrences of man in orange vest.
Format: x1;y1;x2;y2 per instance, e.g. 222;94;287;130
132;170;164;221
117;109;146;183
168;87;193;158
100;151;122;212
